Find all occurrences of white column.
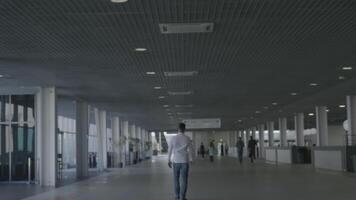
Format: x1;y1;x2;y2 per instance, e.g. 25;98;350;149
279;117;287;147
347;96;356;145
100;111;107;169
35;87;57;186
295;112;305;146
112;116;121;167
316;106;328;146
252;127;257;138
267;121;274;147
136;126;141;160
122;121;129;166
244;129;249;155
76;101;89;178
159;132;162;153
258;124;265;158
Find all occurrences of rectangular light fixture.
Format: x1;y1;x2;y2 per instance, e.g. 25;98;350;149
159;23;214;34
111;0;128;3
164;71;198;77
177;112;193;115
175;104;194;108
168;91;193;96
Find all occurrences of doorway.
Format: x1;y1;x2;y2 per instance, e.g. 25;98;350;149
0;95;35;183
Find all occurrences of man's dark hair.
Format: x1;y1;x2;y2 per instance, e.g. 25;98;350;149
179;123;186;132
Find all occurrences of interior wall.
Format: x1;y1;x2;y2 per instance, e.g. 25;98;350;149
328;125;345;146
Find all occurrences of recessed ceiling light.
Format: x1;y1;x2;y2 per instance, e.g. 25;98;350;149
154;86;162;89
111;0;128;3
339;104;346;108
134;48;147;52
238;120;242;123
158;96;165;99
290;92;298;96
255;111;261;114
308;113;315;116
263;106;269;109
146;72;156;75
326;109;330;112
342;66;352;70
272;102;278;106
338;76;346;80
163;105;169;108
309;83;318;86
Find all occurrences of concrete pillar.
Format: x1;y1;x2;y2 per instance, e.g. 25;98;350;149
99;110;107;169
258;124;265;158
76;101;89;178
122;121;129;166
112;116;121;167
267;121;274;147
252;127;257;138
295;112;305;146
279;117;287;147
347;96;356;145
35;87;57;186
95;109;107;171
316;106;329;146
159;132;162;153
244;130;249;155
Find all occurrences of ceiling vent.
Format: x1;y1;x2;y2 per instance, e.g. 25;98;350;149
159;23;214;34
168;91;194;96
164;71;198;77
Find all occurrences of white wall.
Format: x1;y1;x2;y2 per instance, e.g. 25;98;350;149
328;125;345;146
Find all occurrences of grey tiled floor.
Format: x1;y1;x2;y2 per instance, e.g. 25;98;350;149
18;156;356;200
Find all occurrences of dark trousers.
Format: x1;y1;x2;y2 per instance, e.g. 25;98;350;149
173;163;189;199
238;150;243;164
249;149;256;163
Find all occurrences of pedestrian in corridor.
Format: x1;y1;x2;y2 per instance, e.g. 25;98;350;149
168;123;194;200
236;137;245;164
248;136;257;163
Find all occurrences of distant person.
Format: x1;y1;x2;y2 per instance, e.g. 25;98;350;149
168;123;194;200
248;136;257;163
208;142;215;162
225;144;229;156
220;143;224;156
199;143;206;158
236;137;245;164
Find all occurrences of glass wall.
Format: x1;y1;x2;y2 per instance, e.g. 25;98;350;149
0;95;35;182
57;99;77;181
88;107;97;169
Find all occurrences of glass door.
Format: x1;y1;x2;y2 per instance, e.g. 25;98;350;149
0;95;35;183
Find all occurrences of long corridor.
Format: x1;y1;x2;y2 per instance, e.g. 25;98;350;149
22;156;356;200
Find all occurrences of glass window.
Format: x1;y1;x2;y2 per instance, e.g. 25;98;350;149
27;128;34;152
17;127;24;151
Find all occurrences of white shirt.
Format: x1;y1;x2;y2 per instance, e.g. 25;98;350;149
168;132;194;163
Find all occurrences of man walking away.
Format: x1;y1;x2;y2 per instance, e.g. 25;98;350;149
199;143;205;159
248;136;257;163
236;137;244;164
168;123;194;200
208;142;215;162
